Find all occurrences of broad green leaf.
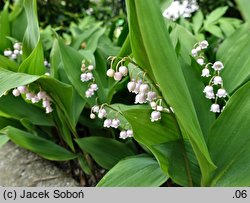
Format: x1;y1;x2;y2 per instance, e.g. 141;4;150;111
126;0;155;82
57;38;107;104
10;6;27;42
236;0;250;23
219;19;237;37
85;28;106;52
205;25;224;38
0;68;80;129
0;94;54;126
207;81;250;186
192;10;204;34
0;67;39;97
217;24;250;94
0;135;9;149
204;6;228;27
0;117;23;129
122;106;200;186
19;40;45;75
71;23;101;49
75;136;135;169
97;155;168;187
0;2;11;52
0;126;77;161
126;0;215;184
0;55;18;71
19;0;45;75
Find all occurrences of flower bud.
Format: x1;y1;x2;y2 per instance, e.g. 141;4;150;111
126;130;133;137
197;58;205;65
118;66;128;76
106;69;115;77
92;105;99;113
87;65;94;71
12;89;20;97
114;72;123;81
90;113;96;119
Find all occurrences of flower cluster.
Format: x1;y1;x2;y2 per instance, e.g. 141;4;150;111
12;85;53;114
80;61;98;98
191;40;228;113
163;0;199;21
107;57;171;123
89;105;133;140
3;42;22;60
106;65;128;82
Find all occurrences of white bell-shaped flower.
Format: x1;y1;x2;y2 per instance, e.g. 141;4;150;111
114;72;123;81
98;108;107;119
92;105;99;113
139;84;149;94
210;103;220;113
216;88;227;98
199;40;209;49
127;81;136;92
126;130;133;138
212;61;224;71
191;49;198;57
205;92;215;99
111;119;120;128
135;93;147;104
197;58;205;65
90;83;98;91
104;119;112;128
17;86;28;94
201;68;210;77
203;85;213;93
147;91;157;102
119;131;127;139
213;76;223;85
150;111;161;122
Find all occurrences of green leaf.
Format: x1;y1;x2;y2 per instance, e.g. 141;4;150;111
126;0;215;184
204;6;228;27
0;55;18;71
205;24;224;38
236;0;250;23
75;136;135;169
0;135;9;149
97;155;168;187
217;24;250;94
0;126;77;161
0;94;54;126
207;81;250;186
19;0;45;75
0;67;39;97
0;2;11;52
122;106;201;186
192;10;204;34
71;23;101;50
